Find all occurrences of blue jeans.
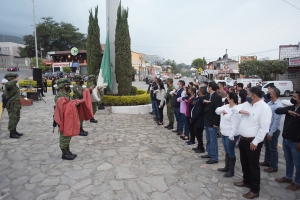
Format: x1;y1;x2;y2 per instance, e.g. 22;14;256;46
221;135;239;158
283;139;300;185
264;129;280;170
174;107;183;132
152;101;160;121
183;115;190;137
205;126;218;161
150;96;154;113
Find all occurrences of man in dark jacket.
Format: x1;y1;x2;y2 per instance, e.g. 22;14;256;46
275;91;300;191
171;80;185;135
191;86;207;153
201;81;222;164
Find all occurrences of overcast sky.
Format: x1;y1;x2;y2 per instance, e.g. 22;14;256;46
1;0;300;64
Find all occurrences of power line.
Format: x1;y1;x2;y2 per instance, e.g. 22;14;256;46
283;0;300;10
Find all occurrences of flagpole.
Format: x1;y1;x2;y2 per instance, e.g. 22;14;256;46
32;0;38;68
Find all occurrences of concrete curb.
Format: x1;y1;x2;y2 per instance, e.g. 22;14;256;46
111;104;152;114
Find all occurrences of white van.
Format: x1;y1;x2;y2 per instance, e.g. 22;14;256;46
262;81;293;97
237;78;262;88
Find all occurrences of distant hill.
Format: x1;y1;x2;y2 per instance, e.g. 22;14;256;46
0;35;25;44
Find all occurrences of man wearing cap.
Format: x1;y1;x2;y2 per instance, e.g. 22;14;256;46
4;73;23;139
87;75;99;123
165;78;175;130
55;78;79;160
73;74;89;136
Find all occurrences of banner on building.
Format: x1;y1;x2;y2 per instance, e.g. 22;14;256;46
289;57;300;66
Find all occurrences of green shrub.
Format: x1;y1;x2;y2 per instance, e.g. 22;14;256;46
102;90;150;106
137;89;146;95
130;86;137;95
19;79;37;87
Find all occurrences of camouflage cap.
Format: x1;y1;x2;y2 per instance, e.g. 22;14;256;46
57;78;71;88
87;75;96;80
167;78;173;84
73;74;82;82
4;73;18;79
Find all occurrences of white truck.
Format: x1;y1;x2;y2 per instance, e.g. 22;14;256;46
262;80;293;97
237;78;262;88
214;77;235;86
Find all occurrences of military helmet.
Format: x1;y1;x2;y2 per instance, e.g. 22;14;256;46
4;73;18;80
73;74;82;82
57;78;71;88
167;78;173;84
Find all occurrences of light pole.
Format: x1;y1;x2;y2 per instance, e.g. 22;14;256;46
139;54;144;81
32;0;38;68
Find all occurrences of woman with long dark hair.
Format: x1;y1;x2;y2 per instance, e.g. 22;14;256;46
215;92;240;177
238;89;247;104
186;87;197;145
155;81;166;125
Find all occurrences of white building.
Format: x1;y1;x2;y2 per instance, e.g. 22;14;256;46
0;42;25;57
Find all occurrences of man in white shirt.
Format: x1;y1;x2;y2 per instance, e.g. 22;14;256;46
232;87;272;199
260;87;283;173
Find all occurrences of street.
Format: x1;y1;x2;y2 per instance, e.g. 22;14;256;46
0;67;32;81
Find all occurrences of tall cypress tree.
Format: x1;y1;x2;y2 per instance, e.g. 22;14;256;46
87;6;102;76
115;2;132;95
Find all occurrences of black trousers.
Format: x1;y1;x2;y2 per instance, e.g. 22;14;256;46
194;126;204;151
189;121;195;143
52;87;56;95
239;139;263;194
157;100;165;123
43;82;47;93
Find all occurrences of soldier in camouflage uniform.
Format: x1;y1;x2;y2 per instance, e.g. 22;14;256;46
164;78;176;130
55;78;80;160
4;73;23;139
87;75;100;123
73;75;89;136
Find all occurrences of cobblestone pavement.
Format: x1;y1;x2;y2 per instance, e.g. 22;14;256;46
0;95;300;200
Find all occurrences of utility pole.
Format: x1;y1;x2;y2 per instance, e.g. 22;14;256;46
32;0;38;68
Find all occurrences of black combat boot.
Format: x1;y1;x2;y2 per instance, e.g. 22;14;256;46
167;123;174;130
9;130;20;139
90;118;98;123
66;146;77;158
98;105;105;110
14;128;23;136
164;124;170;129
218;154;229;172
61;149;75;160
79;127;88;136
224;157;236;177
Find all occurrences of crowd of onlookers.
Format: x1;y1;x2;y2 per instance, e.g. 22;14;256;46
148;76;300;199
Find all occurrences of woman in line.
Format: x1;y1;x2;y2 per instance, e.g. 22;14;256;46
186;87;197;145
215;92;240;177
155;81;166;125
178;86;190;140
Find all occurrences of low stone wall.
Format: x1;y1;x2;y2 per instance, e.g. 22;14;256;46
111;104;152;115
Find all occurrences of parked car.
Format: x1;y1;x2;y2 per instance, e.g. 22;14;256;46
45;72;53;79
53;71;64;78
68;72;76;80
7;67;19;71
262;80;293;97
174;73;182;79
144;76;151;84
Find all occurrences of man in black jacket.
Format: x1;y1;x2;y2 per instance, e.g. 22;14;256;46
191;86;207;153
171;80;185;135
275;91;300;191
201;82;222;164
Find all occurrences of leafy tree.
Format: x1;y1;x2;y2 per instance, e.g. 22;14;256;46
18;17;86;58
239;60;288;81
115;2;132;95
86;6;102;76
154;56;165;66
31;57;42;68
177;63;189;70
191;58;207;69
165;59;180;74
62;67;72;74
38;65;46;73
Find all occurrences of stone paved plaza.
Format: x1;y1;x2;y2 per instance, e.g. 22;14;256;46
0;94;300;200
